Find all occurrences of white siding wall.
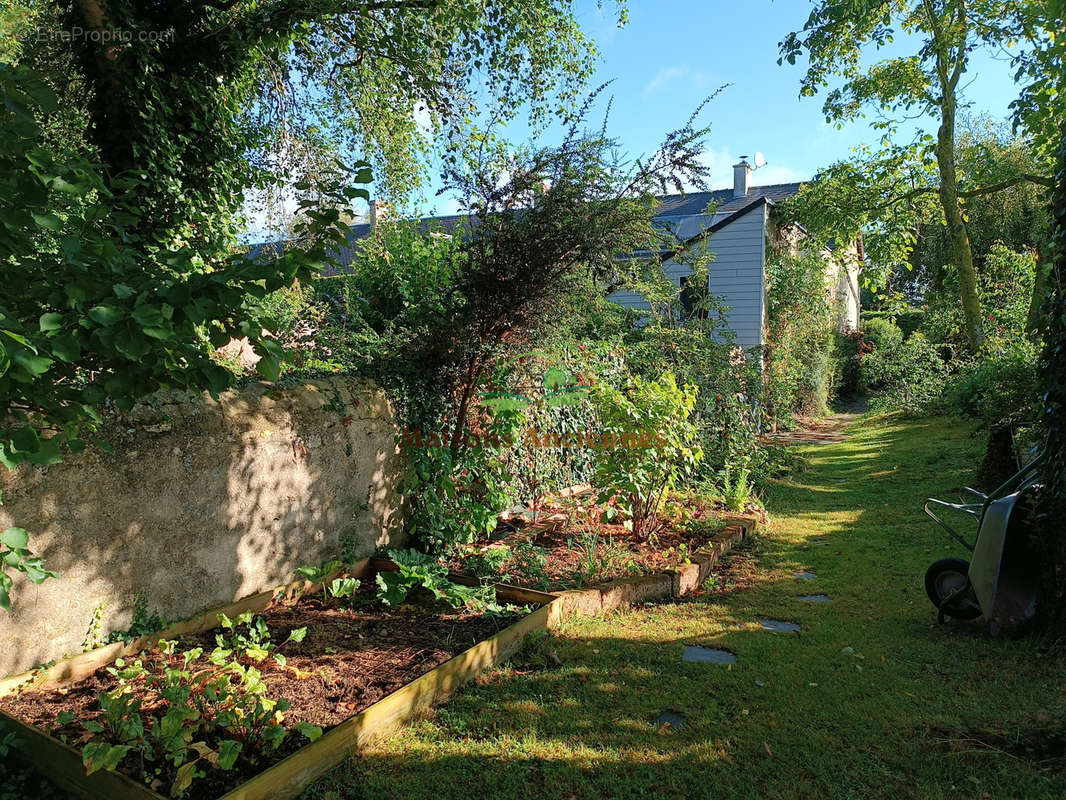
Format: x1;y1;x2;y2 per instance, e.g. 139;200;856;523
607;203;768;348
704;205;767;348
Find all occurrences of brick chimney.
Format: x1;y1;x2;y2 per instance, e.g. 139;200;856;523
733;157;752;198
369;199;389;227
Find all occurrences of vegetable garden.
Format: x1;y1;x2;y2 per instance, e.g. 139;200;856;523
1;0;1065;797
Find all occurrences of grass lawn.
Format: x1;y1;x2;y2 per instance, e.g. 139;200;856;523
304;413;1066;800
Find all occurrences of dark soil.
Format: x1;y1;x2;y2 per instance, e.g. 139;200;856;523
449;494;745;591
0;579;522;800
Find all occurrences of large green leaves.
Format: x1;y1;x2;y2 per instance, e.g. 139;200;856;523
0;63;365;610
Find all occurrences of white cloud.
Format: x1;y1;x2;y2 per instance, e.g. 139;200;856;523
641;65;714;100
437;194;466;215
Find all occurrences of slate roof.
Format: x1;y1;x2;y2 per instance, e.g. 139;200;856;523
251;182;803;274
653;182;801;218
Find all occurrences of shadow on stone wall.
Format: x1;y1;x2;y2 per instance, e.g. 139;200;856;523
0;378;406;676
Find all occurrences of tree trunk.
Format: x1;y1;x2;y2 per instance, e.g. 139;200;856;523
1026;247;1050;335
934;91;984;351
1032;119;1066;637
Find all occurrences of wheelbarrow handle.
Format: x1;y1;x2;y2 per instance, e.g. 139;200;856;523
924;498;979;552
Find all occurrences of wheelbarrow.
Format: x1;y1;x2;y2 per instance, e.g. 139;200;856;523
923;452;1044;632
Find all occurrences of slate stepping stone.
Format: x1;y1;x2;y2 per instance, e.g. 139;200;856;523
759;618;802;633
653;711;685;729
682;645;736;664
793;571;817;580
798;594;832;603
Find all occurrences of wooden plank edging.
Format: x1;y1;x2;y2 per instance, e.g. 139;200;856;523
220;598;560;800
0;560;367;696
0;564;561;800
553;523;748;616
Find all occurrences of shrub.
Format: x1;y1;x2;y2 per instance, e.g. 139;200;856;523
947;339;1041;429
832;329;870;399
591;372;702;537
862;309;925;339
76;619;318;797
764;251;837;422
862;332;950;414
861;317;904;352
401;410;520;554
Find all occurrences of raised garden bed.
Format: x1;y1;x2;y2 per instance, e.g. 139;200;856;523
0;559;560;800
447;489;760;614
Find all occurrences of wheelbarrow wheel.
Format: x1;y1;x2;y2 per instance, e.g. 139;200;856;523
925;558;982;620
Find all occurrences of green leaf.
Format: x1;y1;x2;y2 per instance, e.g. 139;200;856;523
375;571;410;607
39;313;64;332
82;742;131;775
115;331;151;361
286;626;307;644
1;330;33;350
50;334;81;363
294;721;323;742
217;740;241;770
256;354;280;382
9;427;39;454
21;558;59;583
131;306;165;327
87;305;125;327
257;337;285;359
202;364;231;395
24;438;62;466
1;528;29;550
12;349;52;377
51;176;88;196
31;212;63;231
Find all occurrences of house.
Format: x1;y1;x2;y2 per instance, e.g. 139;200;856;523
267;158;859;351
606;159;860;348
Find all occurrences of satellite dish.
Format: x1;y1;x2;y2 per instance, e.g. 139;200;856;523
754;152;767;169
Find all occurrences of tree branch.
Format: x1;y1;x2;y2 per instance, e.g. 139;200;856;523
874;172;1052;210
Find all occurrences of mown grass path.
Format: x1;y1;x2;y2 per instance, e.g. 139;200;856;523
307;414;1065;800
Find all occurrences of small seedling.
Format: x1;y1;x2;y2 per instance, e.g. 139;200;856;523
328;577;360;600
295;560;343;602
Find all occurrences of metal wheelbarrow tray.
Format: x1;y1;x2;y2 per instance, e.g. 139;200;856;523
923;454;1044;633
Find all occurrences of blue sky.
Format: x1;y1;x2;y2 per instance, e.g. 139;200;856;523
244;0;1029;232
419;0;1026;215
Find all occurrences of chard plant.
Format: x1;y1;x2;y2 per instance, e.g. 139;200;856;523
376;549;500;612
76;621;320;797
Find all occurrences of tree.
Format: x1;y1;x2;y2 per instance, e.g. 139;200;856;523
1036;117;1066;636
780;0;1052;350
0;64;357;608
49;0;621;216
1;0;620;604
1016;0;1066;636
339;96;712;550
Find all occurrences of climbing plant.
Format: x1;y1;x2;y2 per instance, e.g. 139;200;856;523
0;64;362;606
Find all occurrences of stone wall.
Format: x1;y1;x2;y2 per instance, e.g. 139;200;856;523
0;378;406;676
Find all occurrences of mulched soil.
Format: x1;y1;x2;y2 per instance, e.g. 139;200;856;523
0;580;522;800
447;493;748;592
